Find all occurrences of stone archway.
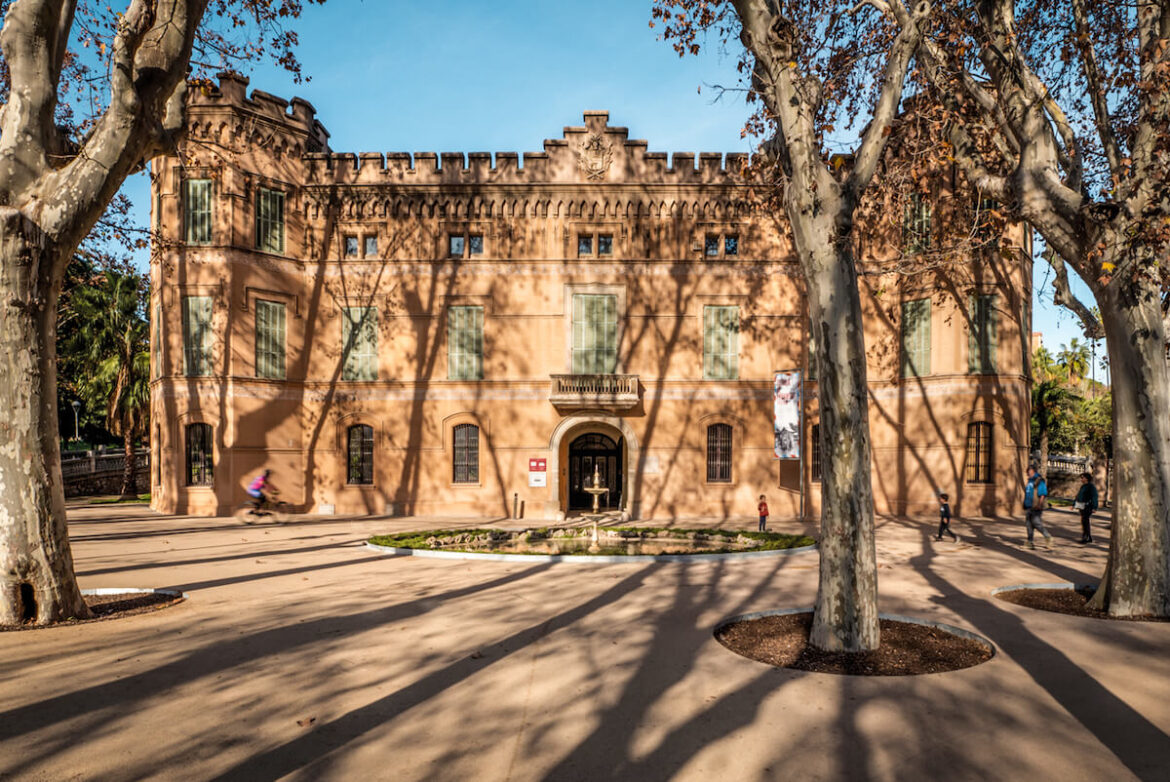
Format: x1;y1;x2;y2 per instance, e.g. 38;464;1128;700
546;413;640;521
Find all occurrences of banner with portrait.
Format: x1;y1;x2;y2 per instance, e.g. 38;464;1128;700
773;371;802;459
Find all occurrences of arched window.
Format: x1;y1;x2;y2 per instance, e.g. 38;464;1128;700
966;422;993;484
706;423;732;483
347;424;374;485
453;424;479;484
185;423;213;486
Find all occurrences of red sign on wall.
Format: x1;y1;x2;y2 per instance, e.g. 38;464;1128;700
529;458;547;472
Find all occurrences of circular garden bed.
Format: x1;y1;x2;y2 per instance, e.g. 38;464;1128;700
716;609;994;675
1;588;185;631
993;583;1170;622
369;527;815;560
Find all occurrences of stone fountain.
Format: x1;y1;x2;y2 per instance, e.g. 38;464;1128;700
583;463;608;551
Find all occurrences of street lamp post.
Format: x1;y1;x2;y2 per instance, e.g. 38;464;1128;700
71;400;81;442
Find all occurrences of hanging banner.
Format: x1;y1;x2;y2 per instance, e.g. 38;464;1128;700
773;371;802;459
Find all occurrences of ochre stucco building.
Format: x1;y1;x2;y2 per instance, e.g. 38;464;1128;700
148;74;1032;521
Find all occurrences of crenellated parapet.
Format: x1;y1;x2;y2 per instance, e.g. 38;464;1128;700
184;71;331;155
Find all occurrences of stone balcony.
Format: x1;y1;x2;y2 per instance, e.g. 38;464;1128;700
549;374;640;410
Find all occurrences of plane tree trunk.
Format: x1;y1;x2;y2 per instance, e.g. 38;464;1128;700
0;209;88;625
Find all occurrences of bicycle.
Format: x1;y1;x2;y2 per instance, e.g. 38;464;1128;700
236;491;291;522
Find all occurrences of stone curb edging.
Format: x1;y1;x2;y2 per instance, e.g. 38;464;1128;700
714;606;998;670
364;540;817;565
990;582;1096;596
82;587;189;599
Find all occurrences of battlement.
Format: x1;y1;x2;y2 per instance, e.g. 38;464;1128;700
302;109;753;187
187;72;331;150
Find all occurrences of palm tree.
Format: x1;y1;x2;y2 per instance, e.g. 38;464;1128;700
1058;338;1091;390
1032;379;1081;470
61;271;151;498
1032;346;1060;383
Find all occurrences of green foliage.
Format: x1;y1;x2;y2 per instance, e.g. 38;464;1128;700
58;269;151;446
370;528;815;555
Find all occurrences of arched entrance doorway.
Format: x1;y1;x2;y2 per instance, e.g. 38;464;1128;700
568;432;622;511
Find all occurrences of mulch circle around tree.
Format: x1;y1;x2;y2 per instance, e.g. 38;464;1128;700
994;586;1170;622
0;591;184;632
716;612;993;675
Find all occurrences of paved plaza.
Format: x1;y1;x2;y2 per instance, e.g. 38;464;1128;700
1;503;1168;781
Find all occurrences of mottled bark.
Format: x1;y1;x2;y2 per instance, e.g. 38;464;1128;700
1087;275;1170;616
0;208;88;624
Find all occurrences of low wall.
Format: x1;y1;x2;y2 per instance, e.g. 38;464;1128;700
64;467;149;498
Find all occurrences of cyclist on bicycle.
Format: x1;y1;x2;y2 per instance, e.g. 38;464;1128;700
246;469;273;510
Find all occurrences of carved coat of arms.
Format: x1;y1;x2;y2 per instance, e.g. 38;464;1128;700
574;133;614;181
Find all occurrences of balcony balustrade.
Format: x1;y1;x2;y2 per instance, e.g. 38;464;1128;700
549;374;640;410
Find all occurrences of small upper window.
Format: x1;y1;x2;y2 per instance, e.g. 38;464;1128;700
598;234;613;256
364;236;378;258
725;234;739;256
449;234;465;257
344;236;359;258
705;234;720;257
469;234;484;256
578;234;594;257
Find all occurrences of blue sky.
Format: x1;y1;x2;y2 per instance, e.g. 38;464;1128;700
131;0;1101;375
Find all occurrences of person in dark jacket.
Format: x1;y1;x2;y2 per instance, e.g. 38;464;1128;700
1075;473;1099;544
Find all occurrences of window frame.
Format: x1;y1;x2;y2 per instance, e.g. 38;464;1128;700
810;423;822;482
703;305;740;380
181;295;213;377
904;193;932;253
968;293;999;375
343;235;359;258
254;299;287;380
184;178;213;245
452;423;480;484
346;424;375;485
185;422;214;487
570;293;619;374
447;305;484;381
706;423;733;483
901;298;932;379
965;422;994;484
364;235;378;258
341;306;379;382
255;187;286;254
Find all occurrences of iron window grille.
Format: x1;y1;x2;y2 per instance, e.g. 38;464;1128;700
453;424;480;484
706;423;733;483
185;423;214;486
347;424;375;485
966;422;993;484
811;423;822;482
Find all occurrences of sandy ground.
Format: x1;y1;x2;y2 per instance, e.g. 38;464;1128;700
0;503;1167;782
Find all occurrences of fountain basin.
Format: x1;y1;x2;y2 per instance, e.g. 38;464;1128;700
367;527;817;564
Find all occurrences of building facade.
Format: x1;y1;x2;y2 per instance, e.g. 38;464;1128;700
149;74;1032;521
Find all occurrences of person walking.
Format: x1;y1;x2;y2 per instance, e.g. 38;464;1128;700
936;493;958;541
1023;466;1052;549
757;494;769;532
1074;472;1099;544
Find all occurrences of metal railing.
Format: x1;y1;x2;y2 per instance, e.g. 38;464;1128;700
549;374;640;409
1045;453;1090;475
60;449;150;480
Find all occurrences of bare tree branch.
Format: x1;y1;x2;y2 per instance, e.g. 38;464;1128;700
1047;246;1104;339
1071;0;1123;183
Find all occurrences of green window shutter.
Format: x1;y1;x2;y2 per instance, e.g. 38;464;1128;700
153;300;162;379
904;194;932;253
901;298;931;378
448;306;484;380
571;294;617;374
256;188;285;254
704;306;739;380
968;294;998;374
255;300;286;380
184;179;212;244
182;296;213;377
342;306;378;381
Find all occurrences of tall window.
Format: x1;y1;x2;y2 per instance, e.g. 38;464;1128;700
968;294;998;374
901;298;931;379
706;423;733;483
904;193;932;253
811;423;822;482
255;300;286;380
571;294;618;374
185;423;213;486
184;178;212;245
448;306;484;380
342;306;378;381
453;424;479;483
153;300;162;379
347;424;374;485
256;187;285;254
966;422;993;484
181;295;213;377
703;305;739;380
